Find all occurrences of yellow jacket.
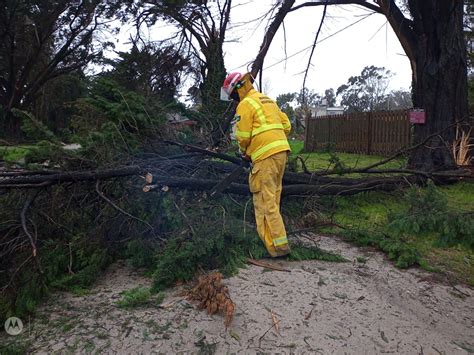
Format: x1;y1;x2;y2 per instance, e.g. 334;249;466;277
234;87;291;162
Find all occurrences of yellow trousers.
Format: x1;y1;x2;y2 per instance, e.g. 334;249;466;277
249;151;290;257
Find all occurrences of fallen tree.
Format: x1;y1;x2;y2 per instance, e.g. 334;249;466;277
142;173;427;196
1;137;472;321
1;140;471;193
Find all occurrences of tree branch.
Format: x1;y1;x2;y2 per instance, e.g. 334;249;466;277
21;191;43;274
376;0;416;62
302;1;329;92
0;166;142;188
95;181;165;242
251;0;296;77
289;0;382;13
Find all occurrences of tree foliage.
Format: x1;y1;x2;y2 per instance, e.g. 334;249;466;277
336;65;393;112
465;0;474;75
0;0;120;135
71;77;169;164
104;43;192;104
276;87;338;130
276;92;297;125
466;1;474;104
324;88;336;107
383;89;413;110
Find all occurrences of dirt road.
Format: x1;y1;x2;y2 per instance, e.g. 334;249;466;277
2;235;473;354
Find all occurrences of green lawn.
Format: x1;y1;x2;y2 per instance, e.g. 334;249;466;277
441;181;474;212
286;139;473;285
288;139;406;172
325;183;474;285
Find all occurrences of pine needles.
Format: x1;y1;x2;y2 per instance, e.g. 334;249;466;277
186;271;235;328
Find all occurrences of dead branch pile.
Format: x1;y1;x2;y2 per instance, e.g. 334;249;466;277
186;271;235;328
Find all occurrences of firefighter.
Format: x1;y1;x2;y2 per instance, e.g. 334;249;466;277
221;72;292;257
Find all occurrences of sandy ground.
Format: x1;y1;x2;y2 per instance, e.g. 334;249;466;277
2;234;473;354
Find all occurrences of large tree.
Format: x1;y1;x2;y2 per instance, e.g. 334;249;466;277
0;0;119;137
252;0;469;171
336;65;393;112
132;0;231;134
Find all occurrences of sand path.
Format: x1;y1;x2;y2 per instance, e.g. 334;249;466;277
3;234;473;354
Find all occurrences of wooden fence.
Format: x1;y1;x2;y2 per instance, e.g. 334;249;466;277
304;110;412;156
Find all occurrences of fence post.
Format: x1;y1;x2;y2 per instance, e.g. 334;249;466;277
328;116;332;148
367;111;372;155
304;113;309;151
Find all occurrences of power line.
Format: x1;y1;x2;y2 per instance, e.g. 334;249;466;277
263;12;374;71
230;11;374;72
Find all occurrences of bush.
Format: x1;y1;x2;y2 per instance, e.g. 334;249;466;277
341;229;421;268
71;78;167;163
125;240;156;268
13;109;59;143
116;287;151;308
388;182;474;249
152;216;265;292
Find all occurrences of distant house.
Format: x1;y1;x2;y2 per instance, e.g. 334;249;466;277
310;99;344;117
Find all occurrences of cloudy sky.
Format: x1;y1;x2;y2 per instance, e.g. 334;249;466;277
112;0;413;100
224;1;412;98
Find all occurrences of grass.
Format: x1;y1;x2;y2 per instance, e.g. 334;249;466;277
116;287;152;308
288;138;405;173
321;182;474;285
0;339;31;355
155;292;165;306
286;140;473;283
440;181;474;212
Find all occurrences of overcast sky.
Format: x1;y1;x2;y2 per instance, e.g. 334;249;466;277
224;1;412;98
112;0;412;101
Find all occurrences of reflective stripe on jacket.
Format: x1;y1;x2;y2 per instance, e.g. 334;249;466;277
235;89;291;162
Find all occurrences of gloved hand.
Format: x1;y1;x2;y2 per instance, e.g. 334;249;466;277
235;151;251;167
236;150;251;162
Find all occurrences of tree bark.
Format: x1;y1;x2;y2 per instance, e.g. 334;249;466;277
0;166;142;187
406;0;469;170
142;174;426;196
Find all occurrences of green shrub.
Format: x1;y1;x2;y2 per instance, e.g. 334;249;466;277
151;193;346;292
288;242;346;262
116;287;151;308
387;182;474;249
152;218;265;292
436;213;474;249
13;108;59;143
387;182;448;234
71;78;167;164
125;240;156;268
341;229;421;268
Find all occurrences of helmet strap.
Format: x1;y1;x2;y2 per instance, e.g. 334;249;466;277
230;90;240;101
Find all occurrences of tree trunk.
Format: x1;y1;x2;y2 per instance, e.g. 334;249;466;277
1;109;21;140
200;38;228;136
407;0;469;170
255;0;471;171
